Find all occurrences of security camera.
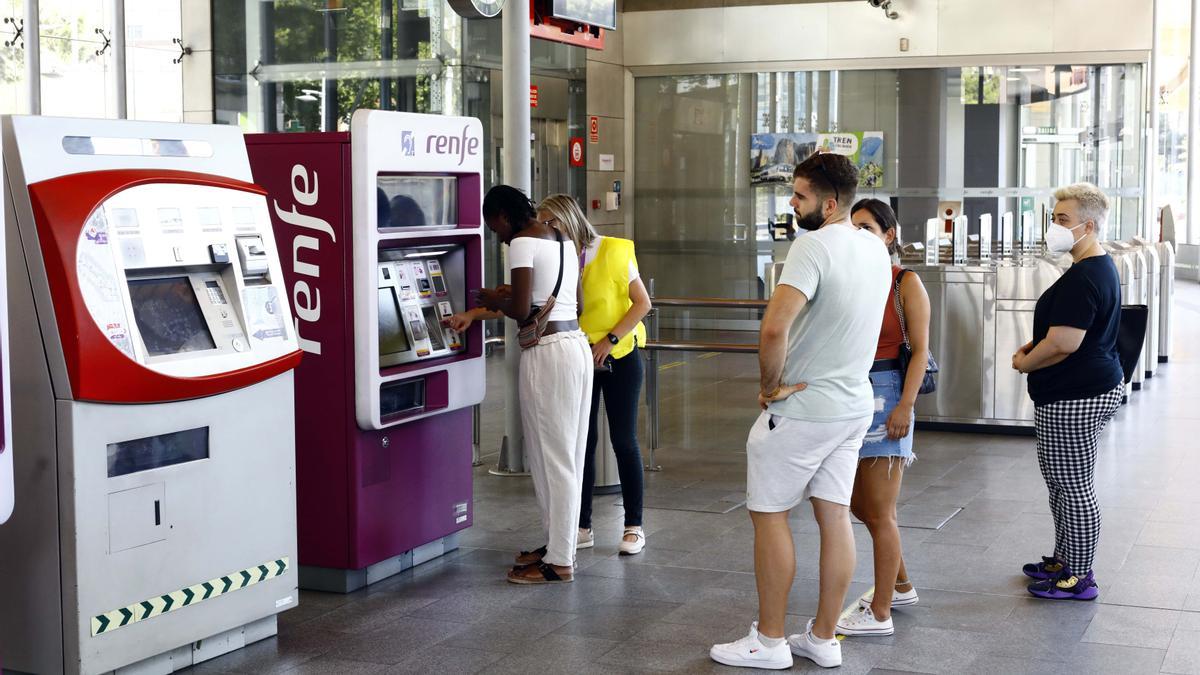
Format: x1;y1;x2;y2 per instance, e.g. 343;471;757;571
867;0;899;19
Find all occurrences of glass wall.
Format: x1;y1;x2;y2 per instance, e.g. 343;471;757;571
634;63;1146;307
0;0;183;120
1154;0;1191;242
213;1;589;292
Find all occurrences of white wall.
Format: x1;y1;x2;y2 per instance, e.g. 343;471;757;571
624;0;1152;68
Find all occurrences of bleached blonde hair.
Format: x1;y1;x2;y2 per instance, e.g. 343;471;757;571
538;194;598;253
1054;182;1109;231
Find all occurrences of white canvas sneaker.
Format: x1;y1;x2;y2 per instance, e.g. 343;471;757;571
576;528;594;550
859;586;919;609
788;619;842;668
619;527;645;555
709;622;793;670
836;605;895;637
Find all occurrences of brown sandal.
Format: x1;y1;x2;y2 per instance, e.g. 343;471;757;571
507;562;573;585
514;545;547;567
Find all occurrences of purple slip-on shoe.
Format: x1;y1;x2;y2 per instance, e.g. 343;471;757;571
1028;570;1099;601
1022;556;1065;580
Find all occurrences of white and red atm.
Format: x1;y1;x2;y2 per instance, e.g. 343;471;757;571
246;110;485;592
0;116;302;674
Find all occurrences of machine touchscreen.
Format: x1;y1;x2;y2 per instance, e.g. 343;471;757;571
421;306;446;351
378;288;411;356
128;277;217;356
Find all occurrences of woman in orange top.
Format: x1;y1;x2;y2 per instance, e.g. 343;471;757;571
836;199;931;638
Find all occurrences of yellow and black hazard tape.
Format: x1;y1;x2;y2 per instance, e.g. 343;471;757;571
90;557;290;637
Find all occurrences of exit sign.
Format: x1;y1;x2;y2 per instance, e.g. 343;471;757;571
530;85;539;108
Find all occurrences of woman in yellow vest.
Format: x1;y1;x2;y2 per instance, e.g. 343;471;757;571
538;194;652;555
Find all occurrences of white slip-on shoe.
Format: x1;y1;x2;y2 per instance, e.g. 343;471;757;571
788;619;842;668
836;605;895;637
576;528;594;550
860;586;919;609
709;622;793;670
619;527;645;555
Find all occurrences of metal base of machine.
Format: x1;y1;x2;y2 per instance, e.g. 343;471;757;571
298;533;460;594
593;484;622;495
916;421;1035;437
19;615;282;675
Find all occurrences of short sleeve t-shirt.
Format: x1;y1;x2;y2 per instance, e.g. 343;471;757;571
1027;254;1123;406
769;223;892;422
508;235;579;322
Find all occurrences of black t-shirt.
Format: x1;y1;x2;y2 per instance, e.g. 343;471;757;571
1027;255;1124;406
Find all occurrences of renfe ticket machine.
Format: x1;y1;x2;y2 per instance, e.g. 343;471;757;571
246;110;485;592
0;117;302;674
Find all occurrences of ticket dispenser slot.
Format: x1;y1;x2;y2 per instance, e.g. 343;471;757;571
237;235;270;278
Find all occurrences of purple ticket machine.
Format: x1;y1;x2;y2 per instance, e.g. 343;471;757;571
247;110;486;592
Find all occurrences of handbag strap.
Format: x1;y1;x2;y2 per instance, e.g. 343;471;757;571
893;268;912;350
549;227;565;298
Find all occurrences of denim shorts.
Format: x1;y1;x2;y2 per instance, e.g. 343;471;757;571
859;368;916;462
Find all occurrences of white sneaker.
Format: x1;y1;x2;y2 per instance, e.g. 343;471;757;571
619;527;645;555
788;620;842;668
859;586;919;609
709;622;793;670
836;605;894;637
576;528;594;550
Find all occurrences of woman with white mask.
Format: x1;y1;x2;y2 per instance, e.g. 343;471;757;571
1011;182;1123;601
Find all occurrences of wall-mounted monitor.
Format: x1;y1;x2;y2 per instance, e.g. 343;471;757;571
551;0;616;30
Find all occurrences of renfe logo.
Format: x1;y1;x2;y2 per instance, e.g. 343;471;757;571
273;164;335;355
425;124;480;166
401;131;415;157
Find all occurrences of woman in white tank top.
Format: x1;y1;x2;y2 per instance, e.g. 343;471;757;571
445;185;593;584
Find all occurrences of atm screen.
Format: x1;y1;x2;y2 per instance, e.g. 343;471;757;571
127;277;217;356
422;306;446;351
377;176;457;228
378;288;411;356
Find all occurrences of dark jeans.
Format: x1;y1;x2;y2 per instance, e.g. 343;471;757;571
580;346;645;529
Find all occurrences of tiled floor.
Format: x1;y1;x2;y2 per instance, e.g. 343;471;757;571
189;283;1200;675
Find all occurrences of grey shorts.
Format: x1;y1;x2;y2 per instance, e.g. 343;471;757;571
745;412;872;512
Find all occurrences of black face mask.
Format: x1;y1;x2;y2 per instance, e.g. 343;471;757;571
795;206;826;232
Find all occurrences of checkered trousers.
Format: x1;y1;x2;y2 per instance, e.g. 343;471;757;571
1033;385;1123;574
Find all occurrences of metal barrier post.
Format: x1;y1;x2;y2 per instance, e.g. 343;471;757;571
471;404;484;467
646;278;662;471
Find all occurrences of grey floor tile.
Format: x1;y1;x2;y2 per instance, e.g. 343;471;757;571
323;617;473;665
597;640;717;672
1080;604;1181;650
874;626;988;673
964;654;1062;675
1101;573;1190;611
896;588;1020;633
385;645;506;674
1138;521;1200;551
1119;546;1200;578
1064;642;1167;674
1163;629;1200;675
281;657;391;675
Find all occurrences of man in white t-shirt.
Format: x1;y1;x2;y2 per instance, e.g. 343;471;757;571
710;153;891;670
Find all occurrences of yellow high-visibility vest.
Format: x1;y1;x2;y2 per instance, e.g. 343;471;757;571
580;237;647;360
